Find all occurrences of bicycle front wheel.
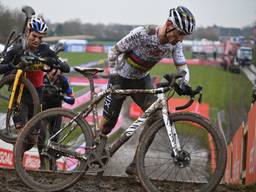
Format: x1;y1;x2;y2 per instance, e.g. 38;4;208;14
136;112;227;192
14;108;94;192
0;74;40;144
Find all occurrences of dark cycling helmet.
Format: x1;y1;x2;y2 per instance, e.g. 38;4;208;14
29;16;48;34
168;6;195;35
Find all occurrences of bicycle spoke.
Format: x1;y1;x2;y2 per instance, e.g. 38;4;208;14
137;113;226;192
14;109;94;191
0;75;41;144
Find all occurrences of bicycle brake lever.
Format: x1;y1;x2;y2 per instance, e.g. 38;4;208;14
198;93;203;103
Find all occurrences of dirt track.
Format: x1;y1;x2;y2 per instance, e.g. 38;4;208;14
0;168;143;192
1;168;256;192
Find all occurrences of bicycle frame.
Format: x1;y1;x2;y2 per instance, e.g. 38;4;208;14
49;86;182;159
7;61;47;112
108;89;182;157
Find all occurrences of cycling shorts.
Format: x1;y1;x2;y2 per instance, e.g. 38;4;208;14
103;74;157;125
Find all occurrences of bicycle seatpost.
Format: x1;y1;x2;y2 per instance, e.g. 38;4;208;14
21;6;35;33
84;74;99;135
86;74;96;99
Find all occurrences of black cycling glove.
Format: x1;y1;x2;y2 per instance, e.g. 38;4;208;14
45;57;57;67
59;61;70;73
0;64;14;74
174;81;192;96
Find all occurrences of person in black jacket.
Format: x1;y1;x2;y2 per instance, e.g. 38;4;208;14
0;16;70;134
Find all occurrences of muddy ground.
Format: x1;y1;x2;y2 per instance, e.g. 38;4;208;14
1;168;256;192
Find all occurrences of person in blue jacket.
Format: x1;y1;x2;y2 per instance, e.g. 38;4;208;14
39;68;75;170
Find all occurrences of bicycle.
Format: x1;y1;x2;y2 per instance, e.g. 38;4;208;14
14;67;227;192
0;6;37;144
0;6;65;144
0;53;64;144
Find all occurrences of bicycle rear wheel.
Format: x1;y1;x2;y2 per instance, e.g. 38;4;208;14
14;108;94;192
0;74;40;144
136;112;227;192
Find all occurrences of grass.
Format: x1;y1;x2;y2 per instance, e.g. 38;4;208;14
87;40;116;46
150;64;252;123
59;52;107;66
72;86;86;93
0;90;9;112
62;52;252;119
59;50;192;67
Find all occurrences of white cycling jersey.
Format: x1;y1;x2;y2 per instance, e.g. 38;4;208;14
109;25;187;79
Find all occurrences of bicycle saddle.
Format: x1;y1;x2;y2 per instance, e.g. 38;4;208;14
74;66;104;75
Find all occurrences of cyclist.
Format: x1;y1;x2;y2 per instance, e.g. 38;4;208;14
99;6;196;176
0;16;70;134
39;68;75;170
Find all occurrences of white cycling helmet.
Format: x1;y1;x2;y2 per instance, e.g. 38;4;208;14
168;6;195;35
29;16;48;34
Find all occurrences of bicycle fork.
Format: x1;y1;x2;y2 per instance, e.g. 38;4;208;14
6;70;25;132
159;93;181;157
8;69;25;110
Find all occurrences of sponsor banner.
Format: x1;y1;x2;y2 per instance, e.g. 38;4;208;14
245;103;256;184
23;154;40;170
85;45;105;53
129;98;209;119
67;45;85;52
224;145;233;183
224;103;256;185
23;152;66;170
0;148;14;168
0;146;65;170
231;126;244;184
160;58;220;65
104;45;112;53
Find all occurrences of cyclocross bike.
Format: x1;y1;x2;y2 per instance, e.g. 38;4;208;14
14;67;227;192
0;6;64;144
0;6;37;144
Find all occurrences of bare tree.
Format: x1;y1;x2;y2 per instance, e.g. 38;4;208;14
0;2;24;44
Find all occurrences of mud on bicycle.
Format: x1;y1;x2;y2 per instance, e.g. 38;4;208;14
14;67;227;192
0;51;67;143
